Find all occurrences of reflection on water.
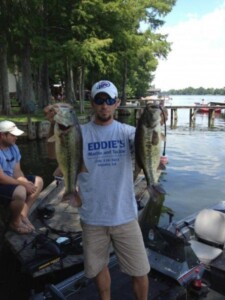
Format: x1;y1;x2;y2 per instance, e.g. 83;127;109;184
18;95;225;224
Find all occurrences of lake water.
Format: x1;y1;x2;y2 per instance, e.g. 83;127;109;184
159;95;225;225
18;95;225;225
18;139;58;189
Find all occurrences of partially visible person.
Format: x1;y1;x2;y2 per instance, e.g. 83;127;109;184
76;80;150;300
0;121;43;234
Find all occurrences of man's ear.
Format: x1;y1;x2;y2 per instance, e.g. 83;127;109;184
115;99;121;107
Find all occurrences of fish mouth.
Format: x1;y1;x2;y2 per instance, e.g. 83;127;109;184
58;123;72;131
146;103;160;109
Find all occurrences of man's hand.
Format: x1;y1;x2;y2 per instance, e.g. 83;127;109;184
160;155;168;165
24;181;37;194
44;103;73;123
17;177;37;194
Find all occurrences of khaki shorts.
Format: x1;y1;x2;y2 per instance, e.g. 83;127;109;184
81;220;150;278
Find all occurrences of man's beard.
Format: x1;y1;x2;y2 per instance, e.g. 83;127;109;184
96;114;112;123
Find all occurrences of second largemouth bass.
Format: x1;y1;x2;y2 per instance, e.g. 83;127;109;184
53;105;83;206
135;104;166;197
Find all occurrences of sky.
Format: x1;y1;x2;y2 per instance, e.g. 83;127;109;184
151;0;225;91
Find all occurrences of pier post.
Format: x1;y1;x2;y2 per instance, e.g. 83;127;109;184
208;109;215;127
170;108;177;128
189;108;197;127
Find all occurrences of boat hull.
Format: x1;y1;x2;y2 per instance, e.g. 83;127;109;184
198;107;221;113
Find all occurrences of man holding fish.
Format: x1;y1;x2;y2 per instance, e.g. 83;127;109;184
45;80;166;300
76;80;151;300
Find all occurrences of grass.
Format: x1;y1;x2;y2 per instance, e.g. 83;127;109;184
0;101;92;123
0;110;45;123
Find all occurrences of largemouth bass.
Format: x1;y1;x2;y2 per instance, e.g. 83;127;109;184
135;104;166;198
53;105;83;206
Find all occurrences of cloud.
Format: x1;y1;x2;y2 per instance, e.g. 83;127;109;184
153;6;225;90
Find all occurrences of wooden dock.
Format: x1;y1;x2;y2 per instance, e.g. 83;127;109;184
117;104;225;128
166;105;225;128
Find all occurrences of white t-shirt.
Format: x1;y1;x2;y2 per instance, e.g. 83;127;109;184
78;120;137;226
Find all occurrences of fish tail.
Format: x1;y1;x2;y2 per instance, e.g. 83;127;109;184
62;192;82;207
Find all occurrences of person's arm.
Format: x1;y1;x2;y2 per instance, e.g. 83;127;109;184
13;161;24;179
13;163;37;194
0;168;22;185
0;166;34;194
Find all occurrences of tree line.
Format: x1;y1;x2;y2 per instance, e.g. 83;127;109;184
168;87;225;95
0;0;176;115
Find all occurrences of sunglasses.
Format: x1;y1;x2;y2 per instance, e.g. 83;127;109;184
93;97;117;105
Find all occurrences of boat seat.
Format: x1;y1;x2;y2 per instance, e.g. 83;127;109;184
190;240;222;265
190;209;225;265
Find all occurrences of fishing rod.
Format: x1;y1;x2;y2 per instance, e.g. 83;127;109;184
159;105;167;157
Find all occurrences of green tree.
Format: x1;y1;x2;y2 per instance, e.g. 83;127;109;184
0;0;13;115
1;0;176;114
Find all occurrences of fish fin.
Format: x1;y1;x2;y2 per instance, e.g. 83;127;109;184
152;130;159;145
48;135;56;143
81;165;88;173
80;161;89;173
158;162;166;171
147;184;166;199
153;184;166;195
53;167;63;177
62;192;82;207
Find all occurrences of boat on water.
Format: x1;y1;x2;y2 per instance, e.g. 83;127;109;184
194;101;222;113
2;175;225;299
